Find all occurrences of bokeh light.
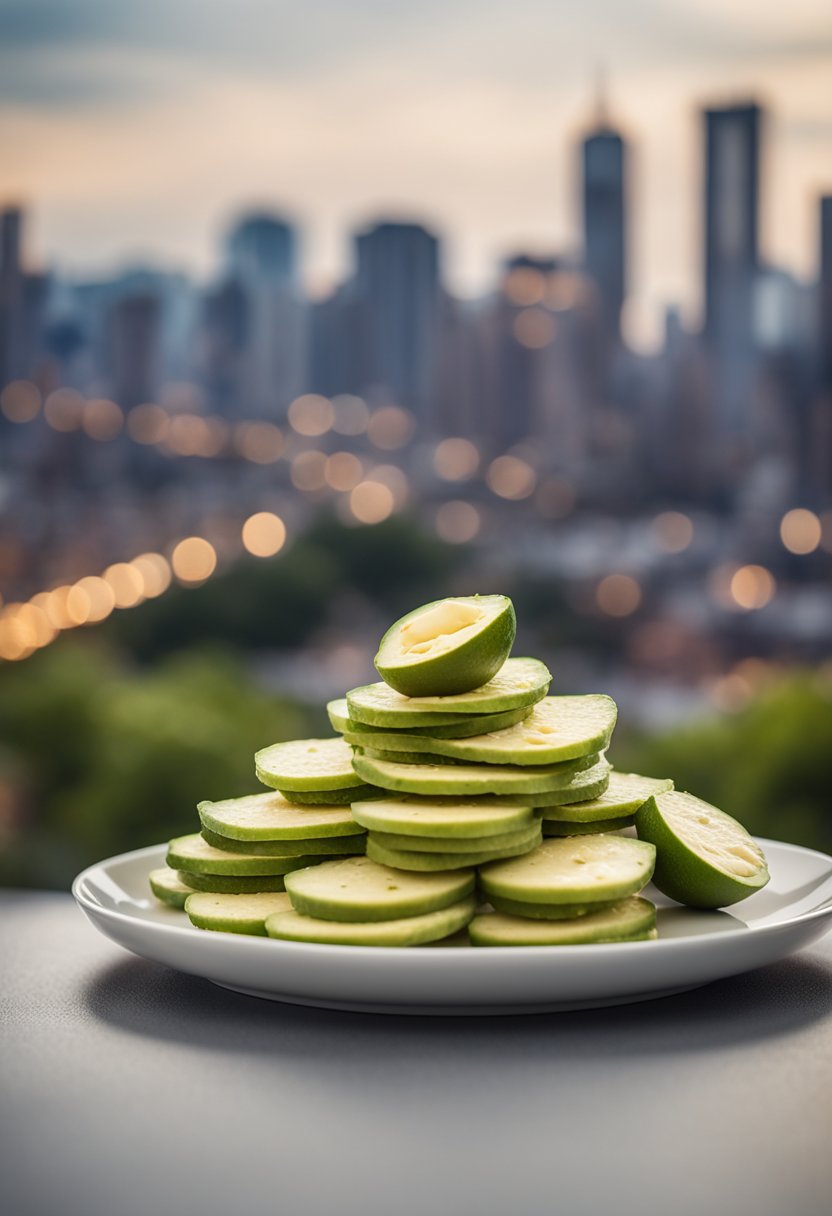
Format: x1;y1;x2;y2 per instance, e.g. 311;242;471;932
0;608;37;660
39;586;76;630
127;403;169;445
288;394;334;437
780;508;821;555
290;450;328;491
596;574;642;617
171;537;217;584
349;481;395;524
64;585;93;625
435;500;481;543
242;512;287;558
166;413;210;457
44;388;84;432
504;267;545;306
2;602;54;652
103;563;145;608
366;405;415;450
325;451;363;491
234;421;284;463
651;511;694;554
1;380;41;423
729;565;776;610
82;398;124;442
196;417;229;458
73;576;116;623
486;455;537;500
513;308;556;349
546;271;587;311
432;438;480;481
131;553;172;599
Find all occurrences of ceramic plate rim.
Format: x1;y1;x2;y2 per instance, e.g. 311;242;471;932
73;836;832;962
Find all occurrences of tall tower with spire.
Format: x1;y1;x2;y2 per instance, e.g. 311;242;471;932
580;73;627;347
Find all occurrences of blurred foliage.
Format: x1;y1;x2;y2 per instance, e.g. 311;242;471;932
613;673;832;855
0;642;315;889
0;513;828;890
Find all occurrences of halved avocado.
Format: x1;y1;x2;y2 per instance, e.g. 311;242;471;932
374;595;516;696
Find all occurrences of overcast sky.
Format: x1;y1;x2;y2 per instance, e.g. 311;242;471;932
1;0;831;347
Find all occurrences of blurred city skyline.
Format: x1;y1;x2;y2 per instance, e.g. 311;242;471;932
2;1;831;349
0;1;830;695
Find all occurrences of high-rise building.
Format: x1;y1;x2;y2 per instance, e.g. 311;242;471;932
819;195;832;389
110;293;162;409
202;278;249;415
702;102;762;435
227;213;296;285
306;285;365;399
704;103;761;337
0;206;24;385
221;211;306;416
581;96;627;347
352;220;441;420
809;195;832;496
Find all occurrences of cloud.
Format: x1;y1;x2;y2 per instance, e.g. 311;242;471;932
2;0;829;110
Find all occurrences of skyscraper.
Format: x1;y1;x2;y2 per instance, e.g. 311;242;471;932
353;220;441;420
810;194;832;495
222;211;305;415
0;206;24;385
227;213;296;285
110;293;162;409
703;102;762;435
819;195;832;389
581;95;627;347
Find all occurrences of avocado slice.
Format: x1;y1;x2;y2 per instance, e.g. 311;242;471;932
469;897;657;946
346;657;551;727
197;791;365;842
284;855;475;922
374;595;516;696
267;896;476;946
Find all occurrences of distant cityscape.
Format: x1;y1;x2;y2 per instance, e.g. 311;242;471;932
0;93;830;709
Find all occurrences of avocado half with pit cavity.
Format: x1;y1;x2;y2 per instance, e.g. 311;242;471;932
374;595;516;697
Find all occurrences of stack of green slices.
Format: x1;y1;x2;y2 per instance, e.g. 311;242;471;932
150;593;770;946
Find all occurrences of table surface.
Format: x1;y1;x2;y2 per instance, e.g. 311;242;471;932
2;891;831;1216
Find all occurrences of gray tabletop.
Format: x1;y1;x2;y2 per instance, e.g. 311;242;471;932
2;891;831;1216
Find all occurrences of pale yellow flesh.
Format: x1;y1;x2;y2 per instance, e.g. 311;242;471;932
658;791;767;878
390;599;491;664
169;834;279;866
351;796;535;837
256;737;357;781
554;772;674;820
470;897;656;945
149;866;195;897
267;896;476;946
286;855;472;917
186;891;292;924
480;836;655;901
199;792;359;836
349;657;549;714
461;696;615;757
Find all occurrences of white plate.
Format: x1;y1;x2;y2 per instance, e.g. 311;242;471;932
73;839;832;1015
